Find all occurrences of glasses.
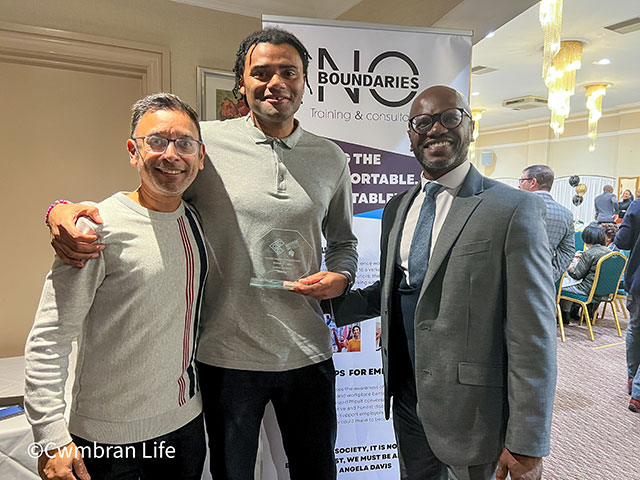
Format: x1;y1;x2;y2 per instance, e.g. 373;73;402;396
518;177;533;184
132;136;202;156
408;108;471;134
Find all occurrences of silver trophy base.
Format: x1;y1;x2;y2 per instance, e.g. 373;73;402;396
249;278;297;290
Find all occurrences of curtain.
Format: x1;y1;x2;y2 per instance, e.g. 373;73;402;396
551;175;615;225
493;175;616;226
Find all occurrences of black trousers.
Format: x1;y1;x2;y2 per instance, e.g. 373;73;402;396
71;413;206;480
198;359;337;480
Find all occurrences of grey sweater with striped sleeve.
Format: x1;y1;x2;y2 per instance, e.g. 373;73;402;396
24;193;208;448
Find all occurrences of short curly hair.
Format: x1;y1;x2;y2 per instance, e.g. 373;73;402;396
600;222;619;244
232;28;312;100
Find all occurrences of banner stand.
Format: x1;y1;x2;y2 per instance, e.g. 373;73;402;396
258;15;472;479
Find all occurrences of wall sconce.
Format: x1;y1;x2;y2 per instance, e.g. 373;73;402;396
584;83;610;152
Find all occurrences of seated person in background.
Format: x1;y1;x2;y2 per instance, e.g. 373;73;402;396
560;224;610;321
601;222;621;251
618;189;634;220
24;93;207;480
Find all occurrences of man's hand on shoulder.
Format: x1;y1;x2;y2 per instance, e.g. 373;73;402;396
49;203;104;268
38;442;91;480
292;271;348;300
496;448;542;480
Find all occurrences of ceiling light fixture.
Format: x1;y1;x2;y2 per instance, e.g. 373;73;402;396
539;0;563;83
546;40;583;137
593;58;611;65
585;83;609;152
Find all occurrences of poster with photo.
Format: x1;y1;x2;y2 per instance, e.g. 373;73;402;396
325;315;361;353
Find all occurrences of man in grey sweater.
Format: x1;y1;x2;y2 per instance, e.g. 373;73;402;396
25;93;208;480
47;29;357;479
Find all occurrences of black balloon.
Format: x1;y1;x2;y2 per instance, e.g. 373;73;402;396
572;194;584;206
569;175;580;187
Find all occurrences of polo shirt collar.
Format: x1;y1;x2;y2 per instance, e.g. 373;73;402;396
243;114;303;149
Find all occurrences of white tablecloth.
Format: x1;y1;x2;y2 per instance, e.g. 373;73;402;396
0;346;276;479
1;357;40;478
0;345;77;479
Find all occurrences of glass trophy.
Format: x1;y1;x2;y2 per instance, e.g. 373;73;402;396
250;228;313;290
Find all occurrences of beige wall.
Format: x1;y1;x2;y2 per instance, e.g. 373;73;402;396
474;106;640;180
0;0;260;357
0;62;143;357
0;0;260;108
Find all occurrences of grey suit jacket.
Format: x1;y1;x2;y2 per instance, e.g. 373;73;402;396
334;166;557;466
594;192;618;222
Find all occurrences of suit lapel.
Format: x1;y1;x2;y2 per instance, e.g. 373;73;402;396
420;166;485;294
382;184;421;300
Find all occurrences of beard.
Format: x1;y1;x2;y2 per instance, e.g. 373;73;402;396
413;135;471;175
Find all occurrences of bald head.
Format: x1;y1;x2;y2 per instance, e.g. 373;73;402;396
409;85;471;118
407;85;473;180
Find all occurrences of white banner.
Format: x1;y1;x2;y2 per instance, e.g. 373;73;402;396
261;16;472;479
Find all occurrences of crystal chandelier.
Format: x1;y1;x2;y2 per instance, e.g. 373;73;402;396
468;110;484;162
585;83;608;152
546;41;583;137
539;0;563;83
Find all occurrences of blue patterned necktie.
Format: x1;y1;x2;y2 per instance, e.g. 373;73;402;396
408;182;442;287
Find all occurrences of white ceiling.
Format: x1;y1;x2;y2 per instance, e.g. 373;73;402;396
171;0;639;131
170;0;537;44
470;0;640;128
171;0;361;20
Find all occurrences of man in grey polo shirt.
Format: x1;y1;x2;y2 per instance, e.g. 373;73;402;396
47;28;357;480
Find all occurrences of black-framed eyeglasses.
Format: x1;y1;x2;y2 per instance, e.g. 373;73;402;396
132;136;202;156
408;108;471;134
518;177;534;184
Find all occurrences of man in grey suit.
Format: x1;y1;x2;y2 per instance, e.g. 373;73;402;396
594;185;618;223
519;164;575;282
333;86;557;480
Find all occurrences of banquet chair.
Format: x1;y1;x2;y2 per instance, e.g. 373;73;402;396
616;249;631;318
601;248;631;320
574;230;585;252
555;273;566;343
598;285;628;320
560;251;627;341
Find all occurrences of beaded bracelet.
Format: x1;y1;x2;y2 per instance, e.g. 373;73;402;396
45;200;69;227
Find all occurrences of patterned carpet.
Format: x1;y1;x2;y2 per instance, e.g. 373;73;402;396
545;304;640;480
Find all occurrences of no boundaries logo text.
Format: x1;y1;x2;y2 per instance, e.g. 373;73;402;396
317;48;419;107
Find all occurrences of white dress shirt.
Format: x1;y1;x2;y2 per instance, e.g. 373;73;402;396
399;161;471;286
